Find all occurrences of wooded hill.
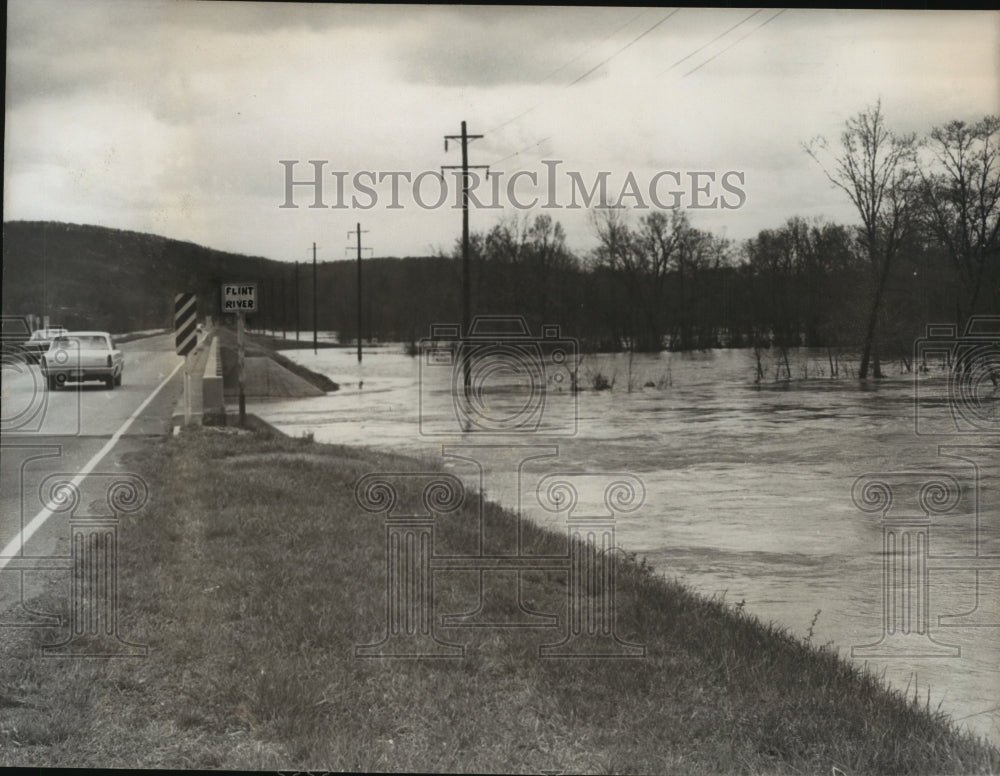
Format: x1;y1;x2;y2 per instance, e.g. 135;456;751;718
3;208;995;361
1;221;457;341
0;219;749;352
4;110;997;368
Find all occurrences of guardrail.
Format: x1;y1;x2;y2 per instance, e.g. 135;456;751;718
201;336;225;425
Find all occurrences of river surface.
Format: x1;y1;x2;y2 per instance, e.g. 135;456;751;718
254;341;1000;743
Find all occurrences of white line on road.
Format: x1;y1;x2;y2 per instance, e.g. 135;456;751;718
0;358;186;570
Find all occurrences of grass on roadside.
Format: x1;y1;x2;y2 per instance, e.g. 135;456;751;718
1;425;997;773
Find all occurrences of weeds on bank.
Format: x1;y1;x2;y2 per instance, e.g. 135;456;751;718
1;427;997;773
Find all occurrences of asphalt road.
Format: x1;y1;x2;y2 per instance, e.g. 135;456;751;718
0;331;186;625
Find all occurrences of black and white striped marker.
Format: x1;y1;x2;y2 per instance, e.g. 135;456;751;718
174;292;198;356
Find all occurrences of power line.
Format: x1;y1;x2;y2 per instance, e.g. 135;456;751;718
490;136;551;169
568;8;681;87
487;9;681;167
659;8;762;75
538;9;650;84
683;9;786;77
487;9;650;135
484;8;786;174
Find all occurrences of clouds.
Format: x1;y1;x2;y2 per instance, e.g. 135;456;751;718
4;3;998;262
391;6;636;87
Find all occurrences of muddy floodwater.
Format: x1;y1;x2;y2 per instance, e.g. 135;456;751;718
255;342;1000;743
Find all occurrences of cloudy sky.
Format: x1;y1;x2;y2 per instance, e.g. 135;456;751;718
4;2;998;263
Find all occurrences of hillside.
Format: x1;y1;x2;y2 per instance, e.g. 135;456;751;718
2;221;281;332
1;221;452;338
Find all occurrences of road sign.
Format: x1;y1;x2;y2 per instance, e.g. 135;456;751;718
174;293;198;357
221;283;255;427
222;283;257;313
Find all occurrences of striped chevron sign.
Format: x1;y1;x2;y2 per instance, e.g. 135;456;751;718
174;292;198;356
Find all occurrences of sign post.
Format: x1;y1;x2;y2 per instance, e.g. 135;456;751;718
174;292;198;426
222;284;257;427
237;310;246;425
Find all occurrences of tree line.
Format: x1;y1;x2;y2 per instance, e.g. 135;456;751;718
3;104;995;378
426;103;997;378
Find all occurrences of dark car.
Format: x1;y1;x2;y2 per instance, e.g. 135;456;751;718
23;327;69;363
0;316;33;357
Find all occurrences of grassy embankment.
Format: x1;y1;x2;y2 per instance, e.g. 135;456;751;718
247;333;344;352
113;329;171;345
1;423;998;772
214;327;340;394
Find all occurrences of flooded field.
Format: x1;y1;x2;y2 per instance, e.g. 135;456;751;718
255;341;1000;742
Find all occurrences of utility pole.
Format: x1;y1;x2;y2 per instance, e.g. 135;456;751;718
41;228;48;328
443;121;489;398
347;223;372;363
281;272;287;340
237;308;246;426
443;121;489;340
294;260;300;342
270;280;276;337
312;242;318;355
266;280;272;336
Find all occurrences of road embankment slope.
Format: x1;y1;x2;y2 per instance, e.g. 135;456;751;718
1;424;996;772
214;327;338;399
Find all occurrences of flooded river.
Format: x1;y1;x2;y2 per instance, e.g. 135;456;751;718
255;342;999;743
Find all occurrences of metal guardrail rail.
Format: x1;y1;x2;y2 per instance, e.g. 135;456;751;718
201;335;225;424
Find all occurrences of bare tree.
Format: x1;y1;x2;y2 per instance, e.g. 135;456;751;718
590;207;643;349
591;208;710;351
917;116;1000;321
636;210;687;350
527;213;570;322
806;100;917;378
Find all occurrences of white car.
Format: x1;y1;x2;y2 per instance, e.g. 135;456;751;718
41;331;124;390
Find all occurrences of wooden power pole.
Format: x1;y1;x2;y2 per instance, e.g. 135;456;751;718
443;121;489;399
312;242;318;355
347;223;371;363
443;121;489;341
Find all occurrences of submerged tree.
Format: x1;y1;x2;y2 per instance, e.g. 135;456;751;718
590;208;727;351
806;100;918;378
917;115;1000;321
